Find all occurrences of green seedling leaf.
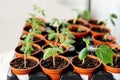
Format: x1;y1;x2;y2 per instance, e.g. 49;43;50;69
96;45;113;65
110;13;118;19
47;30;55;34
43;48;51;60
57;46;63;53
78;48;88;61
48;33;56;40
110;19;115;26
82;10;91;20
83;38;90;50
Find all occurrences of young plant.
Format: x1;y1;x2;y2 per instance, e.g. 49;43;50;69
103;33;111;41
78;38;90;64
27;4;46;34
72;9;91;24
20;28;38;68
43;18;75;67
79;38;113;66
97;13;118;29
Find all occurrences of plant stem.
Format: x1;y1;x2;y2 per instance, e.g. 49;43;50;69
115;55;118;66
82;59;85;64
24;54;27;68
53;56;55;67
73;18;77;24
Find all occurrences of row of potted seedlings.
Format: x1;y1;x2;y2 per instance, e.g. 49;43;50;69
9;5;120;80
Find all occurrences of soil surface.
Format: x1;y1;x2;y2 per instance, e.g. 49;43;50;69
107;57;120;68
70;27;86;33
68;20;85;25
16;45;39;54
41;57;68;69
89;20;103;25
24;26;31;32
95;36;112;42
112;48;120;53
92;27;108;33
72;57;99;69
10;58;37;69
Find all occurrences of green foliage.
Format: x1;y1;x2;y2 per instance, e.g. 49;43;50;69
110;13;118;26
96;45;113;65
78;38;113;65
20;29;37;57
78;48;89;64
83;38;90;50
82;10;91;20
27;4;46;33
78;38;90;63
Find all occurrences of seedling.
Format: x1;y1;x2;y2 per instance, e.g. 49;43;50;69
79;38;113;66
72;9;91;24
97;13;118;29
103;33;111;41
27;4;46;34
20;28;38;68
43;18;75;67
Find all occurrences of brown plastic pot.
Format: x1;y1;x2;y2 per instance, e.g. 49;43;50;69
88;19;104;28
104;55;120;73
15;44;41;57
69;24;90;39
92;34;116;47
71;55;101;80
40;55;70;80
42;43;69;55
90;26;110;36
10;56;39;75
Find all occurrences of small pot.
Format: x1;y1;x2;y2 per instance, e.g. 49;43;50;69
92;34;116;46
90;26;110;36
10;56;39;75
88;19;104;28
69;24;90;39
104;56;120;80
15;44;41;58
71;55;101;80
40;55;70;80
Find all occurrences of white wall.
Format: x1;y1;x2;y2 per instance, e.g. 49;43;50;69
91;0;120;44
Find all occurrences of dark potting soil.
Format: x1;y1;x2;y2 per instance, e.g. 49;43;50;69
112;48;120;53
10;58;37;69
68;20;85;25
92;27;108;33
41;57;68;69
70;28;86;33
89;20;103;25
72;57;99;69
24;26;31;32
107;57;120;68
16;45;39;54
95;37;112;42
